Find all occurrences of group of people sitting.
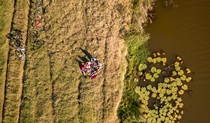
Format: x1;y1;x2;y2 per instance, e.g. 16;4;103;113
80;58;102;79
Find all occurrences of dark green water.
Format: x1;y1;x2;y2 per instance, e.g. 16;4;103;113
146;0;210;122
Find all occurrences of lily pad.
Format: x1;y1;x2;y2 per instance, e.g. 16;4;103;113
156;52;161;56
153;53;157;57
150;77;155;82
161;57;167;63
186;68;191;74
178;70;184;76
172;71;177;76
147;57;153;62
182;84;188;90
164;78;170;83
178;90;184;95
175;66;181;71
156;69;162;74
157;57;162;62
135;86;141;95
146;73;152;80
139;71;143;76
181;75;187;81
175;62;180;66
153;73;159;78
152;58;157;64
147;85;152;90
151;67;157;73
177;56;182;61
138;63;147;71
152;93;157;98
186;77;192;82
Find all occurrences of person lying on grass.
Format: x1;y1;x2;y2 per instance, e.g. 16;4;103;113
80;57;102;79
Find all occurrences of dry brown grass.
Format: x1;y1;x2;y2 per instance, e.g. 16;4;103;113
1;0;29;122
0;0;137;122
0;1;14;122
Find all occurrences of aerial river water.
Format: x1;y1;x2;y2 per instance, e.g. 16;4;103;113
146;0;210;122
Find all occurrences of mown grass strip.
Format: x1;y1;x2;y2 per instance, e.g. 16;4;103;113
0;1;15;122
20;0;54;122
19;0;37;122
2;0;30;122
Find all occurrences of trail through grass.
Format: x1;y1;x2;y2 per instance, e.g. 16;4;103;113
20;0;53;122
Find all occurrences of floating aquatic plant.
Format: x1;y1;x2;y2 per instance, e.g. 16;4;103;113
178;70;184;76
172;71;177;76
156;69;162;74
186;77;192;82
151;66;157;73
150;77;155;82
135;51;193;123
147;57;153;62
138;63;147;71
177;56;182;61
153;73;159;78
164;78;170;83
186;68;191;74
146;73;152;80
182;84;188;90
147;85;152;90
157;57;162;62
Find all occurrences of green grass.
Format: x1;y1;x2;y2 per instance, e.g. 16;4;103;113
117;0;155;122
118;33;150;123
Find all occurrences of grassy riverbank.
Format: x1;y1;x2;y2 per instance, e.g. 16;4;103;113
118;33;150;122
118;0;155;122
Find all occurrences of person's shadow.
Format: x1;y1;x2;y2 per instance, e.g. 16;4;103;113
75;48;93;67
75;56;89;67
80;48;93;61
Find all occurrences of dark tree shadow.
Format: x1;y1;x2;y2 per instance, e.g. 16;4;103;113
80;48;93;60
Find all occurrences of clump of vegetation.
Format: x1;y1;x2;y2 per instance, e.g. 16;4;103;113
118;33;150;123
135;51;193;123
118;0;156;122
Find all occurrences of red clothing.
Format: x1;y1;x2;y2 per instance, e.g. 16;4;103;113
80;64;85;70
91;74;97;79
